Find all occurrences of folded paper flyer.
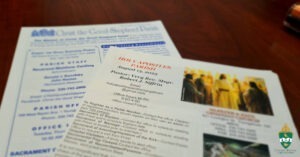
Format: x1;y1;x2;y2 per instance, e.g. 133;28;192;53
55;48;300;157
0;21;180;157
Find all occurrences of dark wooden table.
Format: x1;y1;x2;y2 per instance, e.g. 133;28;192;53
1;0;299;134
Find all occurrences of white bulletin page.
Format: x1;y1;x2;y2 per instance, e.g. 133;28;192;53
0;21;181;157
56;48;299;157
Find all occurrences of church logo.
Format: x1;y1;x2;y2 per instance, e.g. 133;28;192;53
279;124;293;149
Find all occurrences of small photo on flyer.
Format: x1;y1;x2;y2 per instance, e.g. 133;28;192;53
181;67;273;115
203;133;271;157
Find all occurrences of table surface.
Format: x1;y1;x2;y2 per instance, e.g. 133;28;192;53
0;0;299;135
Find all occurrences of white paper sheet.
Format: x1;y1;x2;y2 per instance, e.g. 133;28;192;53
0;21;181;157
56;48;299;157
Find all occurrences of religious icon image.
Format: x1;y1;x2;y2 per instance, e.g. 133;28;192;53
181;67;273;115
